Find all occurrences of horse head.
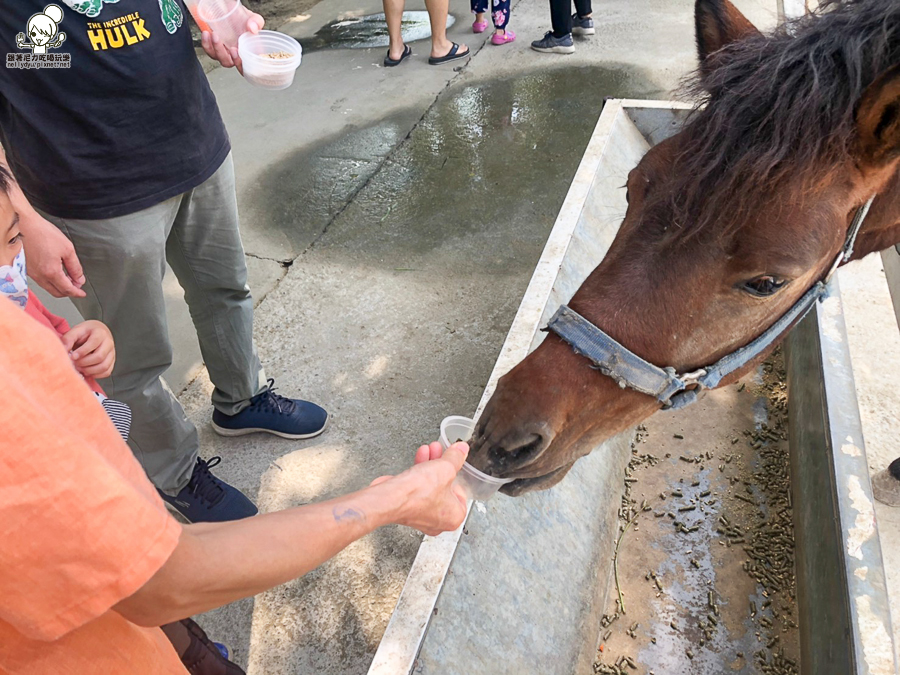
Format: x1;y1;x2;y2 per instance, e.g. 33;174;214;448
471;0;900;495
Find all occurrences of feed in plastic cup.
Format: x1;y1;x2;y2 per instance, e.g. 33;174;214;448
238;31;302;90
198;0;251;48
439;415;513;502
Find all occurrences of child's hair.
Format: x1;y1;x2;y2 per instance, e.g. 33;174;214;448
0;165;11;194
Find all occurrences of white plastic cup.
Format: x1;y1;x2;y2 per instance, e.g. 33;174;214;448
439;415;476;450
238;30;302;90
439;415;513;502
198;0;251;48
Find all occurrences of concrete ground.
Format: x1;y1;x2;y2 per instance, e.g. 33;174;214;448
36;0;779;672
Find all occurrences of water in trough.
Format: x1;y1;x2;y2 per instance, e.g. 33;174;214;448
594;352;800;675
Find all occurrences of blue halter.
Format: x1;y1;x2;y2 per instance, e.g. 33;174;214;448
545;197;875;410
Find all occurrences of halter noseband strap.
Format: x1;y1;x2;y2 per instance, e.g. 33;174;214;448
545;196;876;410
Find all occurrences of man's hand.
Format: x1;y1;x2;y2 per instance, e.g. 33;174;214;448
19;211;86;298
200;11;264;74
62;320;116;379
374;442;469;536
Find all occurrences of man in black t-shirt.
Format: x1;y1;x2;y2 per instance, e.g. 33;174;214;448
0;1;329;523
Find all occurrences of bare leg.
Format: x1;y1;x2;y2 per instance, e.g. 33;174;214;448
383;0;406;61
426;0;467;58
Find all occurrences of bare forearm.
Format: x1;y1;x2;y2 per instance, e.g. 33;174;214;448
115;481;412;626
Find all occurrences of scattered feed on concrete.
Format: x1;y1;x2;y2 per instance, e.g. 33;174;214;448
594;351;800;675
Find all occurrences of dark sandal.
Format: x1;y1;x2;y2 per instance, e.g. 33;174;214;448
428;42;470;65
384;44;412;67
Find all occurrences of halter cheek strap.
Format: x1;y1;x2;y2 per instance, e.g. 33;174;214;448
545;196;876;410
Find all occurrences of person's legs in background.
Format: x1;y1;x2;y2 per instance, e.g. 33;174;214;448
424;0;468;59
472;0;488;33
549;0;572;37
532;0;575;53
382;0;407;62
489;0;515;43
572;0;595;35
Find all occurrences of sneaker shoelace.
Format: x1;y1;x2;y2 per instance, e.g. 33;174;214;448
248;378;298;416
188;456;226;508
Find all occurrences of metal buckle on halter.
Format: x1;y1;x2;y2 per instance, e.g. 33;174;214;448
679;368;708;388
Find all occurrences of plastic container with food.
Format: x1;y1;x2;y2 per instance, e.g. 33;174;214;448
439;415;513;502
238;30;302;90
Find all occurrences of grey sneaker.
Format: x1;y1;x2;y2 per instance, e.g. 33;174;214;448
572;13;595;36
531;31;575;54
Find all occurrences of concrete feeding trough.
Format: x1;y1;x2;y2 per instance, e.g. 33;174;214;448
367;100;897;675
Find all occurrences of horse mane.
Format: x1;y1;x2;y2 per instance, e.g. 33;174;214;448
659;0;900;246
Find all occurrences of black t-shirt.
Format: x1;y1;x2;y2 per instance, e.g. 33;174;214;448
0;1;230;219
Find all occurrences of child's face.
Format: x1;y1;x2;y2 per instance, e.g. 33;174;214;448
0;192;22;267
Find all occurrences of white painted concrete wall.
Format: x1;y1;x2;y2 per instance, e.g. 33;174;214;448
838;255;900;669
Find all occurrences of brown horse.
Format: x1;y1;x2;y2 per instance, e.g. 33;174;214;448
470;0;900;496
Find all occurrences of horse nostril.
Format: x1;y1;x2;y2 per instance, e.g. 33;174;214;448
510;434;544;462
488;432;549;471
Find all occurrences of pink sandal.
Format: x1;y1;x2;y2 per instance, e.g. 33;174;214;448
472;19;488;33
491;29;516;45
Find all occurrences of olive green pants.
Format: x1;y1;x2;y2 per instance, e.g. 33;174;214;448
44;154;266;492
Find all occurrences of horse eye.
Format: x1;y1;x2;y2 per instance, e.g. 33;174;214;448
741;275;786;297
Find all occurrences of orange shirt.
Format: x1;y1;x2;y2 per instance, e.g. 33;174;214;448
0;298;187;674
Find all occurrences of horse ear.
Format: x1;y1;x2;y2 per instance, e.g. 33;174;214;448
695;0;761;65
856;65;900;169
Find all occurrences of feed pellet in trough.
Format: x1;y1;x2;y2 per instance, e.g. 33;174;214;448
594;353;799;675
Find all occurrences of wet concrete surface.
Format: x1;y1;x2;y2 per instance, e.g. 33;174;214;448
594;357;799;675
244;65;662;263
299;11;454;52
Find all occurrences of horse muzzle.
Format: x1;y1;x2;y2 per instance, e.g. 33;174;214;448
468;418;556;480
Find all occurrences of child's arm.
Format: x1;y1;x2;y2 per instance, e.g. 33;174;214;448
61;320;116;379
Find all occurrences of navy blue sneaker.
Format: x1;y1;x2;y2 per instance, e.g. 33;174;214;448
531;31;575;54
571;13;595;35
211;378;329;440
159;457;258;523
